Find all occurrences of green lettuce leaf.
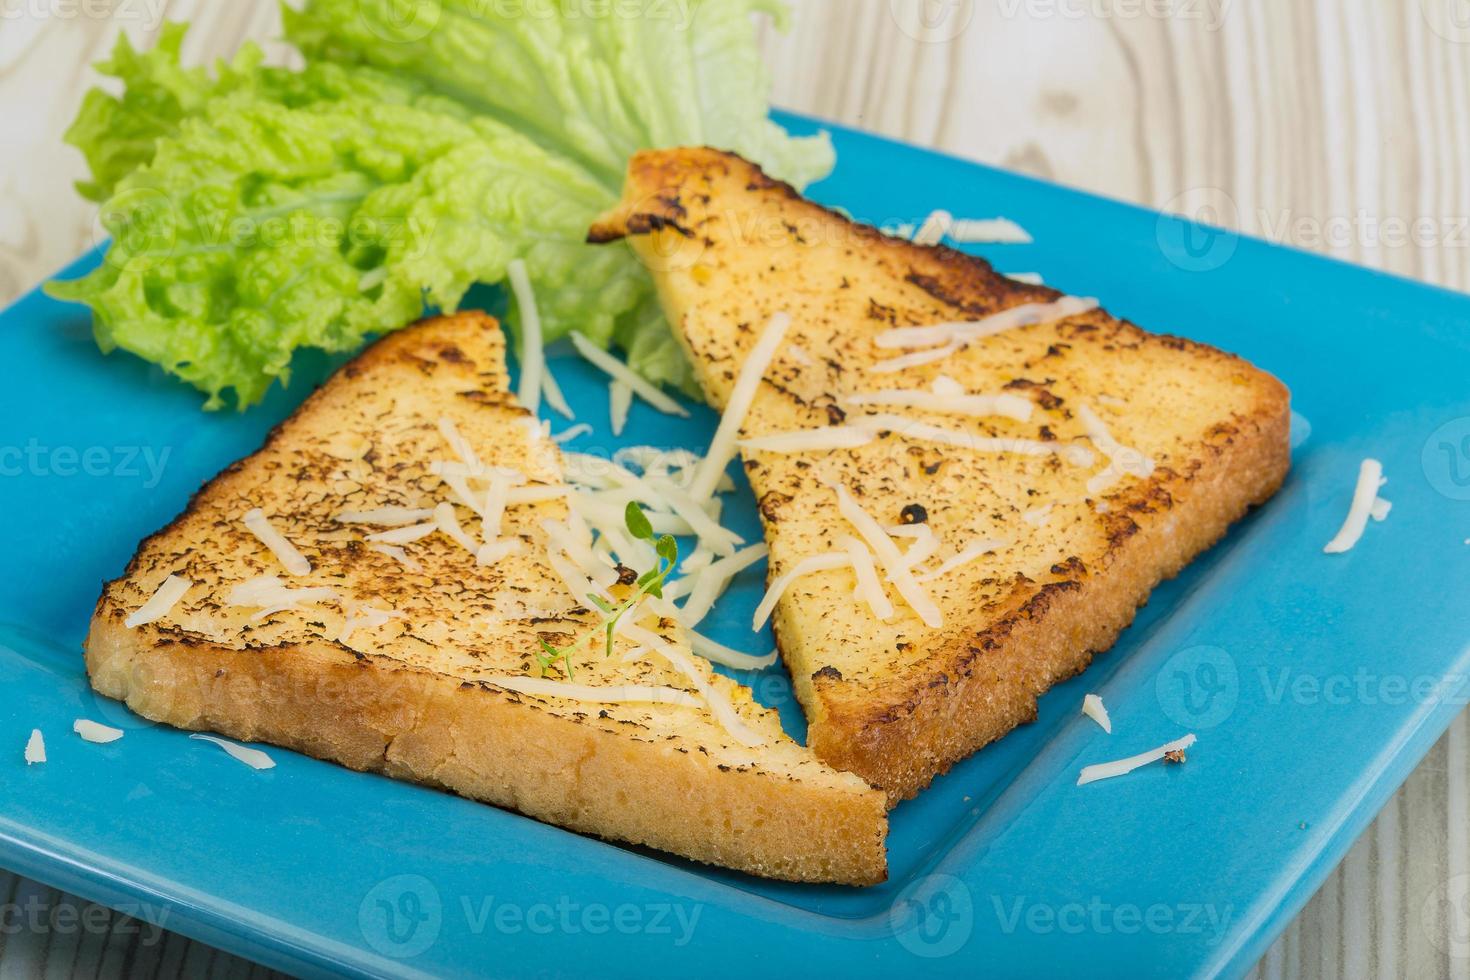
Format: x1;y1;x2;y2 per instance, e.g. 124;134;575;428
49;2;826;408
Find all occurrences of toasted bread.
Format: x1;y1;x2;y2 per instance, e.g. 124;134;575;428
86;311;887;884
591;148;1291;802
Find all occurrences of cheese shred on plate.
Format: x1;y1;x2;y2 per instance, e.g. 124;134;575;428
1082;694;1112;734
24;729;44;765
1324;458;1385;554
125;574;191;629
689;311;794;502
684;628;778;671
832;482;943;628
570;332;689;419
73;719;124;744
190;734;276;770
242;508;311;576
507;258;546;416
1076;734;1195;786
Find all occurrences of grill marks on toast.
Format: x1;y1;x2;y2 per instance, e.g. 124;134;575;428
86;311;887;885
593;148;1291;802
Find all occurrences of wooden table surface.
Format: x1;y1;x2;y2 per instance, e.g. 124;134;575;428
2;1;1467;976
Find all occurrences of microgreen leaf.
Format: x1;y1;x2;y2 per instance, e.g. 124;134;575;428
625;502;654;541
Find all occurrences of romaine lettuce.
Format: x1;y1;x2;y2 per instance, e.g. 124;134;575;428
48;1;831;408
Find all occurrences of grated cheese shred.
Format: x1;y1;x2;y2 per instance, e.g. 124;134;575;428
690;311;794;502
1077;734;1195;786
125;574;191;629
1324;459;1385;554
243;508;312;576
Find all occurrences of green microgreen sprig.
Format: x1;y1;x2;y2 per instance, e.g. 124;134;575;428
535;502;678;679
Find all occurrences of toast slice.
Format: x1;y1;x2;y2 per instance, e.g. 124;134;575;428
591;148;1291;802
86;311;887;884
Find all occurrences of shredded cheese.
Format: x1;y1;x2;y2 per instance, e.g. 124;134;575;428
1371;497;1392;522
434;502;478;555
476;537;524;567
227;576;339;620
368;543;423;572
125;574;190;629
889;524;941;569
912;209;952;246
876;296;1098;351
24;729;45;765
752;552;852;629
339;605;401;643
869;340;963;374
503;485;568;506
1006;272;1045;285
73;719;124;744
689;311;794;502
508;259;545;415
1023;504;1054;527
950;216;1033;244
1077;734;1195;786
1082;694;1112;734
190;733;276;770
685;629;779;671
1325;459;1385;554
366;523;437;545
850;413;1095;466
831;483;942;627
841;535;895;620
243;508;311;576
609;380;633;436
540;362;574;420
541;518;617;589
552;424;592;444
436;417;482;472
487;676;705;708
842;378;1034;422
336;507;434;526
739;426;875;453
675;543;769;628
914;538;1007;583
570;331;689;418
621;623;767;747
1078;403;1155;495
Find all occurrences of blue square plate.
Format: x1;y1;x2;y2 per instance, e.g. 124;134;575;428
3;113;1469;979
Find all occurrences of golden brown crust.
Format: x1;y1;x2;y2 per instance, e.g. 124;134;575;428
595;147;1292;803
87;310;887;884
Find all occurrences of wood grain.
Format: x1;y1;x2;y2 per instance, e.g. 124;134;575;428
2;0;1468;975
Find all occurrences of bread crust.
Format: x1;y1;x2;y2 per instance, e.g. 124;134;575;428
87;311;887;884
593;148;1292;803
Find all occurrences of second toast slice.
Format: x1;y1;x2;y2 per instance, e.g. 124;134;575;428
593;148;1291;802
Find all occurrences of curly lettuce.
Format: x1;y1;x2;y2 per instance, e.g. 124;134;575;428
48;2;832;409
